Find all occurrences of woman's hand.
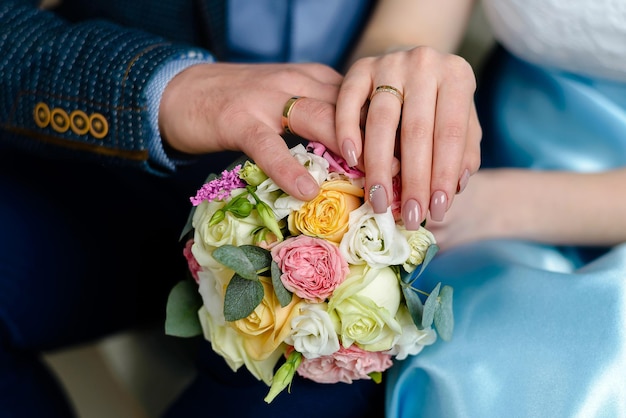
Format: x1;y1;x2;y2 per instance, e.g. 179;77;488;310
424;170;498;251
159;62;345;201
336;46;482;229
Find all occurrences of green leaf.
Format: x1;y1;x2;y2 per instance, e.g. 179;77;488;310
223;274;265;321
179;205;198;242
434;285;454;341
271;260;292;307
402;285;425;330
239;245;272;272
212;245;258;281
422;282;441;329
401;244;440;285
423;243;439;266
165;280;203;337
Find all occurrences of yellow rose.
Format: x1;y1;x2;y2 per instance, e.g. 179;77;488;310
327;264;402;352
198;306;283;385
231;277;305;361
288;179;363;243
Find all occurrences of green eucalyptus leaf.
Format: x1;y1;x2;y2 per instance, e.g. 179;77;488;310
434;285;454;341
401;243;440;285
212;245;258;281
223;274;265;321
165;280;203;337
423;243;439;268
240;245;273;272
179;205;198;242
422;282;441;329
271;260;292;307
402;285;425;330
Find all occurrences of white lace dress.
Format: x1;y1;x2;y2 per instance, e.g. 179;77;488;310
482;0;626;82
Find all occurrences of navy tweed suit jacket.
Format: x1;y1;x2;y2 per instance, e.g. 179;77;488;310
0;0;225;174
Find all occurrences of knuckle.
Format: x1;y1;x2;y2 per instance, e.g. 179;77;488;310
402;119;432;140
445;57;477;88
307;100;334;121
351;56;377;72
438;123;466;143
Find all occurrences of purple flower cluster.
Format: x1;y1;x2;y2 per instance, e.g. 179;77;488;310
190;165;246;206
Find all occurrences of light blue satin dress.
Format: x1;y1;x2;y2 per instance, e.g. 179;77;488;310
386;47;626;418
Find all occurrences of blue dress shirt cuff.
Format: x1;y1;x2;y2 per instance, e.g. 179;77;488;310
145;52;215;172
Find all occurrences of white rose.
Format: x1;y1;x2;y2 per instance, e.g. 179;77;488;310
198;306;283;385
285;303;340;359
398;225;437;273
339;203;410;268
386;306;437;360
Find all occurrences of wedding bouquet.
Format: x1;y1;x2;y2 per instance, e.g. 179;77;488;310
165;141;453;403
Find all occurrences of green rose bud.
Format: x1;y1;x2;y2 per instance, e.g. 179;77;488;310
208;209;226;226
240;161;269;186
228;197;254;218
256;200;283;241
264;351;302;403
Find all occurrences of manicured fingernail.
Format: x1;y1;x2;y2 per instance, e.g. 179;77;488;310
342;140;358;167
369;184;388;213
457;169;470;194
430;190;448;222
402;199;421;230
296;175;319;199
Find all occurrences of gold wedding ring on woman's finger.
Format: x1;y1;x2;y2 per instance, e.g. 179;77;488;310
370;85;404;105
282;96;304;135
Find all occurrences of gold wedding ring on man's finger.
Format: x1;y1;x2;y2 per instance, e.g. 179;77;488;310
370;85;404;105
282;96;304;135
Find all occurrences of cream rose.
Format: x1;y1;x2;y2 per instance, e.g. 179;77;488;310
285;303;340;359
327;264;402;352
231;277;304;361
196;266;233;326
340;203;410;268
198;306;282;385
397;224;437;273
288;179;363;243
191;191;265;269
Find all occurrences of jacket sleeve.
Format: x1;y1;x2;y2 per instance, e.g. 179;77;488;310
0;0;214;175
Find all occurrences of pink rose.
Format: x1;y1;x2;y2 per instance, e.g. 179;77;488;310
296;344;393;384
183;239;201;283
271;235;349;302
306;142;364;179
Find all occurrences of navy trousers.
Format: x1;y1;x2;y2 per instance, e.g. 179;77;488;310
0;146;385;417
